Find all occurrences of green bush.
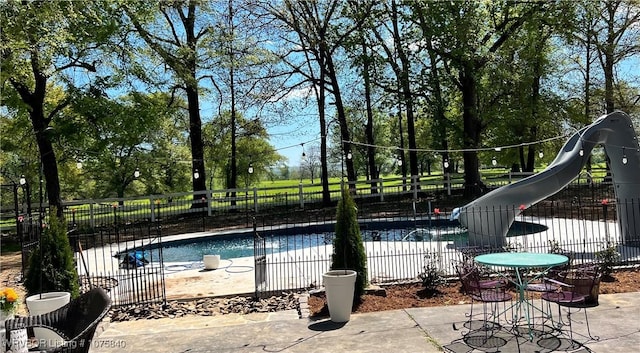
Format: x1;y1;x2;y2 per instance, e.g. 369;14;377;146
24;208;80;298
419;252;446;293
595;241;620;279
331;188;368;301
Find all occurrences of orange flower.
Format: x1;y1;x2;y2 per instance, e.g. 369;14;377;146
1;287;19;313
4;288;18;302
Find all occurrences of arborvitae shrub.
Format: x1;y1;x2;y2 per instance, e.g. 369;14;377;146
24;207;80;298
331;188;367;302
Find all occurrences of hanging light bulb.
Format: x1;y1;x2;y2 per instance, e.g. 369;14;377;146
397;157;402;167
538;151;544;158
19;175;26;185
346;151;352;160
134;167;140;179
622;147;628;165
248;163;254;174
579;149;584;156
193;168;200;179
491;156;497;166
76;160;83;169
443;159;450;169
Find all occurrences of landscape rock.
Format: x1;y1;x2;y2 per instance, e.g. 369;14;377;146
109;292;301;322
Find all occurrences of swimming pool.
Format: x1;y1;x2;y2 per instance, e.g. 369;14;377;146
136;220;547;263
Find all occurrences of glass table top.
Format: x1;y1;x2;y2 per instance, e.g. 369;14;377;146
474;252;569;268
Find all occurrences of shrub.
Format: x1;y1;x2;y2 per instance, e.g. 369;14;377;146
24;208;80;298
419;252;446;293
595;241;620;279
331;188;367;301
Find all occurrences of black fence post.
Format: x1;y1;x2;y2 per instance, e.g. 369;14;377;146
202;196;206;231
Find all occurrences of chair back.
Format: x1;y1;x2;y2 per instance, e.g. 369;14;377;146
557;263;601;303
64;287;112;340
454;261;483;295
52;287;111;352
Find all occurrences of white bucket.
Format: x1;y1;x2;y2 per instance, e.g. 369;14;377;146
203;255;221;270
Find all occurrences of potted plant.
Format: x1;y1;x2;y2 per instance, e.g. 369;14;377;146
1;287;28;353
322;188;367;322
0;287;19;324
24;208;79;349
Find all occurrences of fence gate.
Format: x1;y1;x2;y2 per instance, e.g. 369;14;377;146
73;219;166;307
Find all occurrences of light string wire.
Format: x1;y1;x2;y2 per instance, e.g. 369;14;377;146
341;134;568;153
343;132;640;154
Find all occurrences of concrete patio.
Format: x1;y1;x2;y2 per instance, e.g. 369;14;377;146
89;291;640;353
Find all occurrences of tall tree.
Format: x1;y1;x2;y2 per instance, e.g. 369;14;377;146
1;1;118;217
266;0;373;195
592;0;640;113
342;0;380;193
209;0;283;203
370;0;421;187
123;0;209;203
412;0;544;197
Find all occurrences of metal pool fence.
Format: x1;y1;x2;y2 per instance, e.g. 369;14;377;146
253;196;640;298
13;177;640;305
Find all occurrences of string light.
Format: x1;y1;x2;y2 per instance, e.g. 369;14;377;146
248;163;254;174
443;159;450;169
76;160;83;169
19;175;26;185
538;151;544;158
491;156;497;166
344;133;567;153
193;169;200;179
134;167;140;179
346;151;352;160
622;147;628;165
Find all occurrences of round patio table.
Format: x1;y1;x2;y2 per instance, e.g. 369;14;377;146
475;252;568;271
474;252;569;339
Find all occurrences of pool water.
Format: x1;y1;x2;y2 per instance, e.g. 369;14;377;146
139;220;545;262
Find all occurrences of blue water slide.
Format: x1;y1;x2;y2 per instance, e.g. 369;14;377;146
456;111;640;247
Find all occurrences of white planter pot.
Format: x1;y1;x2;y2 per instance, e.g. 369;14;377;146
0;311;13;330
323;270;357;323
203;255;221;270
26;292;70;349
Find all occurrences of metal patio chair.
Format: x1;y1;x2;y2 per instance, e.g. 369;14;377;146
540;263;601;342
454;261;512;332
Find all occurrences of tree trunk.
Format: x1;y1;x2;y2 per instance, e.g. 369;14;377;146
185;85;207;204
37;123;63;219
361;34;378;194
185;2;207;206
391;0;418;187
604;3;616;114
325;53;356;192
319;77;331;206
11;64;63;218
460;65;485;197
427;44;450;175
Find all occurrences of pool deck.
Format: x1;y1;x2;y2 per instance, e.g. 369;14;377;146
90;291;640;353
